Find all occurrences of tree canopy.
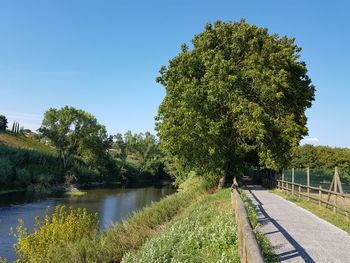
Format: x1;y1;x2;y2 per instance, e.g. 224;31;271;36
156;20;315;186
39;106;112;172
112;131;164;179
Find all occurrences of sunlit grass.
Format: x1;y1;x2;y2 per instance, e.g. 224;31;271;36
122;189;240;263
0;131;57;155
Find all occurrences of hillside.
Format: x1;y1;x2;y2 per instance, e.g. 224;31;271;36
0;131;57;155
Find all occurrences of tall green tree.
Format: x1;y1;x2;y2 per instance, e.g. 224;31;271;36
112;131;164;177
39;106;112;171
156;20;315;188
0;115;7;132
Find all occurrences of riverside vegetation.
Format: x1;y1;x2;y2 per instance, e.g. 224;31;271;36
0;117;168;194
3;176;216;263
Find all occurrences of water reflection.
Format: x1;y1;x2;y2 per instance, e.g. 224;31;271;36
0;185;174;262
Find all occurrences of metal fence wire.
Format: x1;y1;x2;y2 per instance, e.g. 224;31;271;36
283;168;350;194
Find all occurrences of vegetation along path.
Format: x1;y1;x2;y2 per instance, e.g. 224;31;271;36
244;185;350;263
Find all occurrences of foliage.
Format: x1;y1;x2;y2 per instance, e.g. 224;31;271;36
0;144;63;190
156;20;315;186
288;145;350;184
39;106;113;173
0;115;8;132
12;206;99;263
292;144;350;169
112;131;167;183
122;189;239;263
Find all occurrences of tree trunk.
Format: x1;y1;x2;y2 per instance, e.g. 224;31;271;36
218;173;227;189
61;151;67;170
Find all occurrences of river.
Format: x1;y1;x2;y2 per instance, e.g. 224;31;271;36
0;185;175;262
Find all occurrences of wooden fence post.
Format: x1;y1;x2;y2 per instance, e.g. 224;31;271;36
298;185;301;199
307;167;310;201
292;168;295;195
334;169;338;213
318;185;322;207
282;170;285;189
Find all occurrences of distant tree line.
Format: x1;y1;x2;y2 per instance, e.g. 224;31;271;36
0;107;169;192
291;144;350;170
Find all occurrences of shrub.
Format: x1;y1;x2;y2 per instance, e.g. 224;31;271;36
0;157;13;184
12;205;99;263
15;168;32;186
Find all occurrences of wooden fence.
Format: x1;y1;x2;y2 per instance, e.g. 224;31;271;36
231;182;264;263
277;168;350;218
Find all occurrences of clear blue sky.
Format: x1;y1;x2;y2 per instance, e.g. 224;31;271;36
0;0;349;147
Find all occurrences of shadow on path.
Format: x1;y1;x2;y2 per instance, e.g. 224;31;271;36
245;184;315;263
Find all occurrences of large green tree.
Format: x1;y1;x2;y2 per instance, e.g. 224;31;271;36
39;106;112;171
156;20;315;188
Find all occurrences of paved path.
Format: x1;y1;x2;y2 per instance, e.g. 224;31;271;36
244;185;350;263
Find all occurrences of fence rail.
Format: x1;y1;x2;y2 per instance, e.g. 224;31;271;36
231;183;264;263
277;179;350;218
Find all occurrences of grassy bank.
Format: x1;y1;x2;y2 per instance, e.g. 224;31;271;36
122;188;239;262
8;177;213;263
0;131;57;155
273;189;350;234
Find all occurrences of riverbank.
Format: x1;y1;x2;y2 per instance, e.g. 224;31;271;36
0;185;175;262
6;177;208;262
123;188;240;262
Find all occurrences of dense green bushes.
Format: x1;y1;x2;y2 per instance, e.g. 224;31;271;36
13;206;99;263
0;145;63;191
292;145;350;169
290;145;350;183
0;144;110;192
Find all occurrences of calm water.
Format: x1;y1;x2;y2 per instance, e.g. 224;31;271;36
0;185;175;262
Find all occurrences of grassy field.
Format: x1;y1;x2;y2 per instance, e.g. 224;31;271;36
122;188;240;263
0;131;56;155
273;189;350;234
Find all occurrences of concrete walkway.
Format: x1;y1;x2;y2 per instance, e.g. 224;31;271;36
244;185;350;263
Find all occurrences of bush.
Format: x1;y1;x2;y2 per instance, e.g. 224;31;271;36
0;145;64;190
12;206;99;263
15;168;32;186
0;157;13;184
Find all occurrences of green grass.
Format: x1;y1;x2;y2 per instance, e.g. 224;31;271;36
239;190;279;263
122;188;240;263
0;131;57;155
273;189;350;234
